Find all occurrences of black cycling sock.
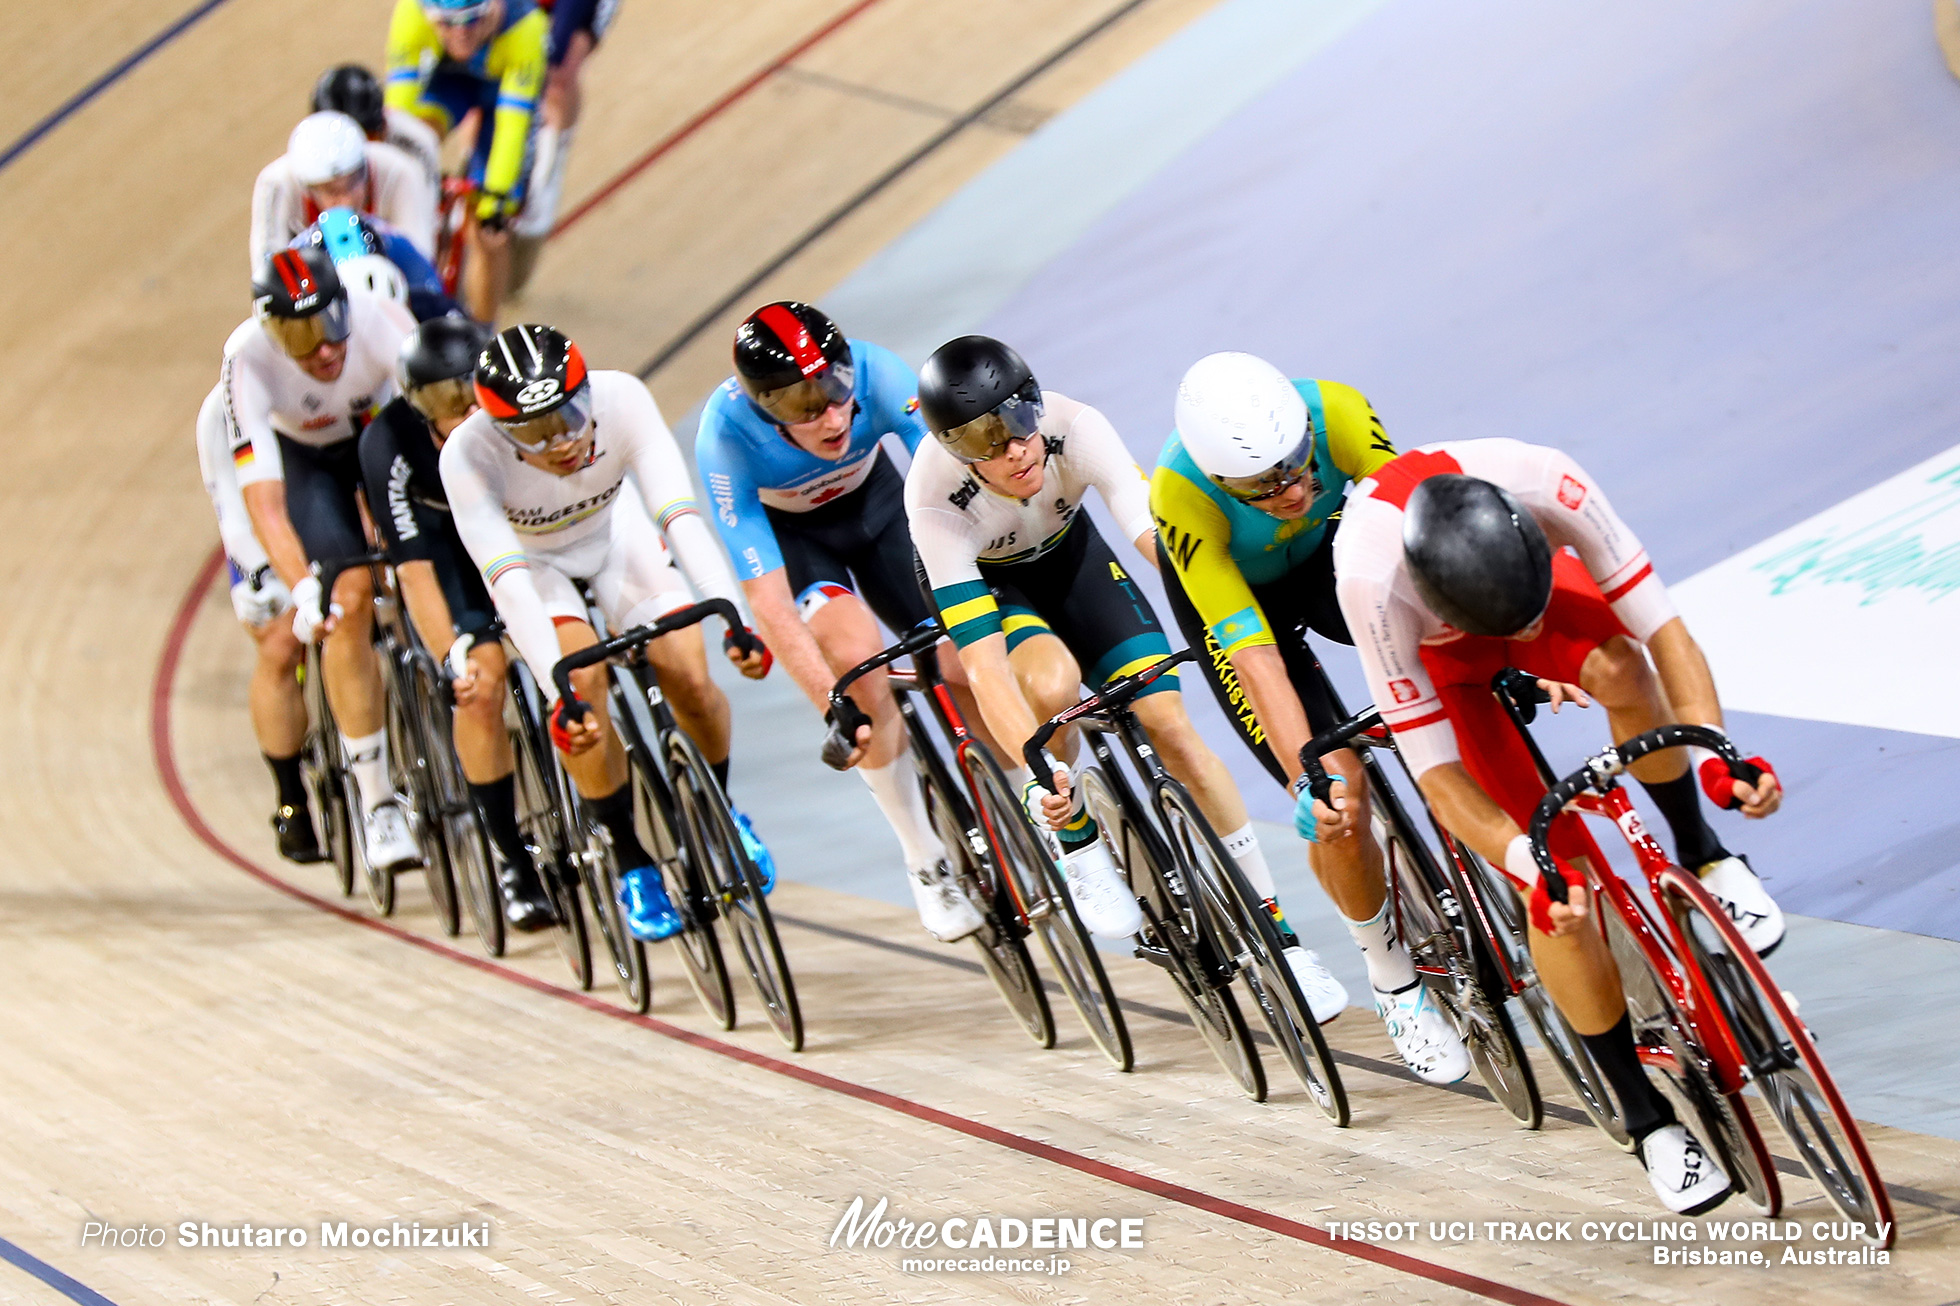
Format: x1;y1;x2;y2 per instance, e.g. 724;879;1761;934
1638;771;1729;869
469;776;534;878
590;784;651;868
265;753;308;810
709;757;730;791
1579;1013;1676;1143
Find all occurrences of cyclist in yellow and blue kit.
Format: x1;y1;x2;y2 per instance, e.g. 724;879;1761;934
1151;351;1468;1082
385;0;547;322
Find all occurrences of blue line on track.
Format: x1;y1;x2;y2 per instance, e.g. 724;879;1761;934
0;1234;122;1306
0;0;236;175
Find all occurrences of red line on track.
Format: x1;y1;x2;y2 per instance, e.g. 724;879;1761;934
150;550;1571;1306
550;0;888;239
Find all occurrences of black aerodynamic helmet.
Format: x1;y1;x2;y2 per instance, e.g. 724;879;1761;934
312;64;387;137
917;335;1042;464
475;323;593;449
733;301;854;425
252;244;350;358
1401;475;1554;637
398;315;495;426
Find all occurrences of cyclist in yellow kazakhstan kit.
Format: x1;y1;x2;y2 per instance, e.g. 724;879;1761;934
385;0;547;322
1151;352;1470;1083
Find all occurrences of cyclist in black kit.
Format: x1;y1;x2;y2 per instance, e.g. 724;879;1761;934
357;316;555;931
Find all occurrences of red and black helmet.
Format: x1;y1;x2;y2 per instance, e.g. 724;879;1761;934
475;323;593;449
252;245;350;358
733;301;855;425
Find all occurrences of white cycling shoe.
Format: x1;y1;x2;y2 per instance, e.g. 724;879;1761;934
1283;947;1349;1025
1696;856;1785;956
1639;1123;1733;1215
910;861;983;943
1372;983;1471;1084
363;800;421;871
1061;843;1143;940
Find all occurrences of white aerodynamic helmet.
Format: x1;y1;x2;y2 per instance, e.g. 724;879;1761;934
336;254;409;308
287;111;369;186
1174;352;1315;502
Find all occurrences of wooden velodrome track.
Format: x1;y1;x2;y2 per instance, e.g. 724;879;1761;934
3;1;1958;1302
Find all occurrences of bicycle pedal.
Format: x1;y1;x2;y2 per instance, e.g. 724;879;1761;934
1134;943;1177;972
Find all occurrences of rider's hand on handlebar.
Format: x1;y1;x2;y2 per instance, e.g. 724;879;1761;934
723;627;772;680
1700;752;1781;818
1537;678;1591;713
550;696;603;755
821;698;873;771
1544;882;1591;936
1022;765;1072;831
1293;774;1353;843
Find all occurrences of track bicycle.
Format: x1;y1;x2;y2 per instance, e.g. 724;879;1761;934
1518;711;1893;1244
313;554;457;930
1027;650;1342;1118
299;625;355;898
828;621;1131;1069
1298;688;1547;1126
553;599;803;1048
502;650;595;988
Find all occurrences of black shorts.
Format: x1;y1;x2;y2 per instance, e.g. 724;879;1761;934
548;0;618;65
766;451;934;635
1158;520;1353;787
278;434;367;573
968;516;1178;696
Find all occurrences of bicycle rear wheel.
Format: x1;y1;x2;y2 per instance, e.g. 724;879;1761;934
417;664;501;955
1659;867;1892;1243
669;731;802;1050
968;747;1132;1071
644;742;734;1030
1084;768;1260;1098
1605;905;1778;1213
574;790;650;1013
1159;780;1346;1123
919;760;1054;1049
508;678;591;989
1377;815;1539;1126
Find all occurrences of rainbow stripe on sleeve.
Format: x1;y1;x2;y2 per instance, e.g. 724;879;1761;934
653;497;700;531
482;552;528;585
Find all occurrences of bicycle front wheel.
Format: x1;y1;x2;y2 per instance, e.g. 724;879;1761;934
400;656;460;936
669;730;802;1050
919;757;1054;1049
1083;767;1260;1097
640;737;733;1030
302;651;355;897
1160;780;1346;1124
1660;866;1892;1244
508;678;591;989
967;747;1132;1071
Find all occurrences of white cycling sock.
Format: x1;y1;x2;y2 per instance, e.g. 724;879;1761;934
1219;822;1277;900
516;124;575;236
859;750;942;872
343;729;390;815
1342;896;1417;992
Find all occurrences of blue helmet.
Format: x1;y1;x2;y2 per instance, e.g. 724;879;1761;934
302;207;382;263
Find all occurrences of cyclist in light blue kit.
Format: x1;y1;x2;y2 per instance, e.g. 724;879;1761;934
695;302;983;943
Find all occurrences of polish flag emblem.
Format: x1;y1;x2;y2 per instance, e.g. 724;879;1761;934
1557;475;1587;510
1389;678;1420;704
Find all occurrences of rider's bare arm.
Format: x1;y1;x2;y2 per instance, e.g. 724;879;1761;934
241;481;311;591
955;630;1045;768
394;559;457;658
743;569;835;712
1417;761;1591;935
1231;643;1316;785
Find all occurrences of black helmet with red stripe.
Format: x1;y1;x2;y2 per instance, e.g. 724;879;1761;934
474;323;594;450
733;301;855;425
252;245;350;358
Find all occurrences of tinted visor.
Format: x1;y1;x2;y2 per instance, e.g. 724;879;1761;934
405;375;477;425
1208;428;1316;503
424;1;495;25
937;380;1044;464
751;359;855;426
491;387;594;450
259;295;351;358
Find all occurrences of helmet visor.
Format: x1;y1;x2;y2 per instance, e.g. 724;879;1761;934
405;375;477;425
259;295;351;358
936;380;1044;464
424;0;496;25
751;360;855;426
491;387;594;450
1208;428;1317;503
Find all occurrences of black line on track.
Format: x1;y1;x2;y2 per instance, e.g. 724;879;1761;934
775;66;965;124
635;0;1161;380
773;911;1960;1218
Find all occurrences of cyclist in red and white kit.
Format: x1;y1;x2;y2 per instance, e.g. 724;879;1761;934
1311;437;1783;1215
440;324;772;940
230;244;421;873
250;111;436;274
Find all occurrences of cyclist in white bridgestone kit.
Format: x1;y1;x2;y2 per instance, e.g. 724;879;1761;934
1313;436;1784;1214
906;336;1346;1016
195;383;313;862
441;324;773;942
230;245;422;873
250;111;436;274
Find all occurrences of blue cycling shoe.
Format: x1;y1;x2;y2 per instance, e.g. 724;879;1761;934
616;866;682;941
730;807;776;894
